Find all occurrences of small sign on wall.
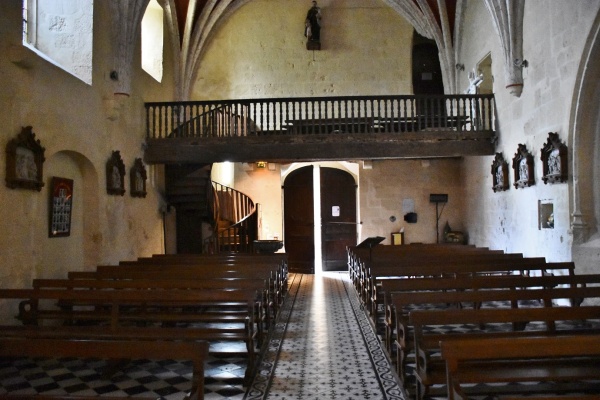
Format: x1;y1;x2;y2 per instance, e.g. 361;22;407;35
332;206;340;217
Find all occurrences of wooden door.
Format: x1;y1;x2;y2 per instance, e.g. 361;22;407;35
320;168;357;271
283;166;315;274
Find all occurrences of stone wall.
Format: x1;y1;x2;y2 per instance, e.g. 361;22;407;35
0;1;172;314
192;0;414;99
359;159;465;245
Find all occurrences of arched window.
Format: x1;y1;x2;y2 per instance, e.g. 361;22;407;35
22;0;93;85
141;0;164;82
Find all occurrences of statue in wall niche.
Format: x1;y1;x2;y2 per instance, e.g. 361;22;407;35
305;1;321;50
548;148;561;176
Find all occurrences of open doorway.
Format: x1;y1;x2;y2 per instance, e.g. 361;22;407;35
283;164;358;274
477;53;493;94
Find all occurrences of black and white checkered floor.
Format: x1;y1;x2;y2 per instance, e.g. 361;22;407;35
0;273;404;400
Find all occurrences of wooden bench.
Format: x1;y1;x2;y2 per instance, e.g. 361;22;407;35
34;277;276;331
347;244;497;284
89;262;287;310
410;306;600;399
440;334;600;400
0;336;209;400
390;285;600;384
381;272;600;353
349;248;518;300
0;287;261;383
365;258;572;323
354;253;535;311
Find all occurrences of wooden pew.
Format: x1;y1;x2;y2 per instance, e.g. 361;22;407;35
0;287;261;383
32;277;274;334
0;336;209;400
348;246;509;294
353;252;531;310
390;285;600;384
69;265;285;315
440;335;600;400
91;261;287;310
381;272;600;353
411;306;600;399
365;258;573;322
347;244;497;285
43;276;274;317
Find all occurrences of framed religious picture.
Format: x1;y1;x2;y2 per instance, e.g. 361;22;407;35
49;177;73;238
512;144;535;189
491;152;509;192
541;132;568;184
5;126;45;191
106;150;126;195
130;158;147;198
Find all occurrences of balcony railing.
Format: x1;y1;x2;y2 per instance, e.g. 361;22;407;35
145;94;495;140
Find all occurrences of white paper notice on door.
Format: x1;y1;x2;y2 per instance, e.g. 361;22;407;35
332;206;340;217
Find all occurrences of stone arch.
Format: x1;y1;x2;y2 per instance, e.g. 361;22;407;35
570;12;600;273
42;150;100;277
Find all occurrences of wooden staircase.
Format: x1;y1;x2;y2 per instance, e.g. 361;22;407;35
211;182;257;253
165;164;213;254
165;164;258;254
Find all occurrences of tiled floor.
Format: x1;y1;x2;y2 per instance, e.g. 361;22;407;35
246;272;405;400
0;273;405;399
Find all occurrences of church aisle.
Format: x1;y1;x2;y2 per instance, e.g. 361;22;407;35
245;272;405;400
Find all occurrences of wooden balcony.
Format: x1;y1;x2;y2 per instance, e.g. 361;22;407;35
144;95;496;164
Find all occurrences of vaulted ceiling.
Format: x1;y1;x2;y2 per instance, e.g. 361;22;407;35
170;0;457;45
130;0;523;100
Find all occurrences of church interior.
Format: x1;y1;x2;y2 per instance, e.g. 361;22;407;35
1;0;600;399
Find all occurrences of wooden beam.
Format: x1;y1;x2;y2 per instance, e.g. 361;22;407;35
144;132;495;164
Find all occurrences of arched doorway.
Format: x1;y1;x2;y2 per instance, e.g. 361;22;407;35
283;165;358;274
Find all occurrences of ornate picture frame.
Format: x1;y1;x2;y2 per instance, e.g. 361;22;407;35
5;126;45;191
491;152;509;192
541;132;568;184
512;144;535;189
49;177;73;238
130;158;147;198
106;150;126;196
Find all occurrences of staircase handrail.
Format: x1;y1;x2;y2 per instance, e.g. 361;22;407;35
209;181;258;253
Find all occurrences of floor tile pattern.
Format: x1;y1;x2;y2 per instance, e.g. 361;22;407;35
246;272;405;400
0;346;247;400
